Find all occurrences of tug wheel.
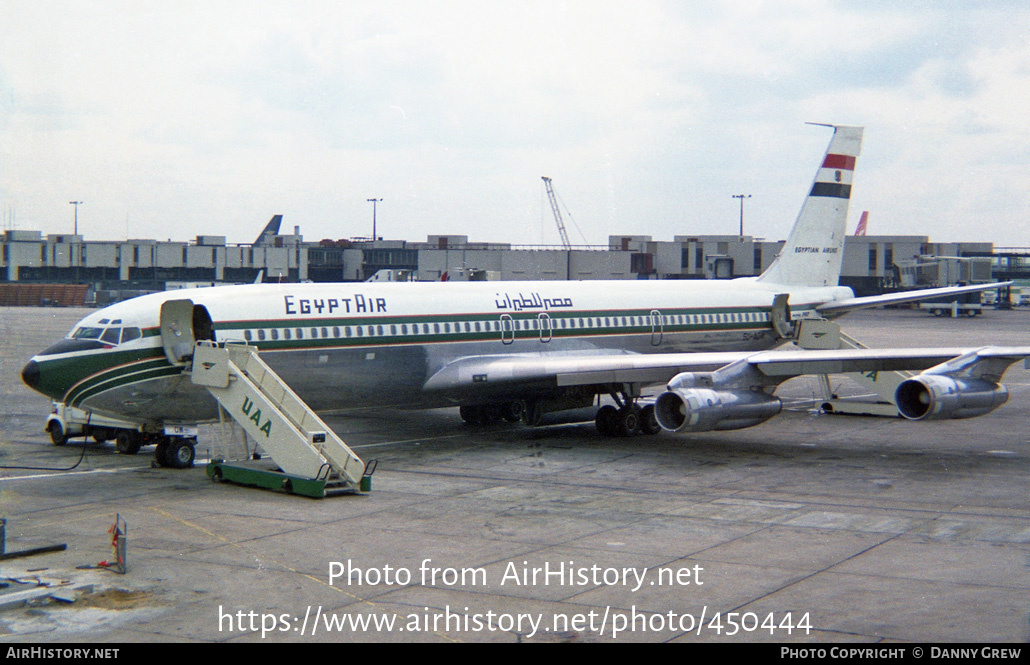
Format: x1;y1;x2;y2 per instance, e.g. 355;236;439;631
115;431;142;455
163;438;196;469
48;421;68;446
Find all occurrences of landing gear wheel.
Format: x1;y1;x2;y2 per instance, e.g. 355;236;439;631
163;438;195;469
616;405;642;437
48;421;68;446
640;404;661;435
595;405;618;436
502;400;525;423
522;400;544;427
460;405;500;425
115;431;142;455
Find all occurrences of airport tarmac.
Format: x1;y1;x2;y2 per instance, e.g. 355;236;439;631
0;305;1028;643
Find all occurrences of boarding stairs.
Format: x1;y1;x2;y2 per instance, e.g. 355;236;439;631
795;319;911;416
189;341;365;495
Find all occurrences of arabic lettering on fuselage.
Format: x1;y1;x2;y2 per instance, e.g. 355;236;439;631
494;292;574;311
283;293;387;316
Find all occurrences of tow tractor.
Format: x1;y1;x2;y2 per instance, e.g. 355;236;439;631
44;402;198;468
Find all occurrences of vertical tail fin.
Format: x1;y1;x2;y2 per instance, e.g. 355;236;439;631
252;214;283;246
757;124;863;287
854;211;869;236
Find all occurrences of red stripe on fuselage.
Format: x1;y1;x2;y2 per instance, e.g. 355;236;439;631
822;154;856;170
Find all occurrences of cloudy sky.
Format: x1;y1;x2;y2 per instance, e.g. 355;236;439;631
1;1;1027;248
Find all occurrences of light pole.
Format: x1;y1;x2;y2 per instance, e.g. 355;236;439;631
367;198;382;241
732;194;751;237
69;201;82;236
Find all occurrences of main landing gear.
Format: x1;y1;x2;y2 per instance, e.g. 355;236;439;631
594;390;661;438
459;401;526;426
458;391;662;438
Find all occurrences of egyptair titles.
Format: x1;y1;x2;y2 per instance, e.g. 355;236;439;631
495;292;574;311
283;294;387;316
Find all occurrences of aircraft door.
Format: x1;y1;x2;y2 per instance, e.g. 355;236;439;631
771;294;795;339
500;314;515;345
650;309;663;346
160;299;197;365
538;313;552;343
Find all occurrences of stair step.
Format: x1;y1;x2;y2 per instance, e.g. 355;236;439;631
190;341;365;487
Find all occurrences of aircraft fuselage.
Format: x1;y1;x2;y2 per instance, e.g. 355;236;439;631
21;279;852;429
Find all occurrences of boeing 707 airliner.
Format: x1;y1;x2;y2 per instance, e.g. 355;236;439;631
21;125;1030;470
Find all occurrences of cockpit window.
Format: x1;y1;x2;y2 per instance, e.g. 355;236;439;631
72;327;104;340
70;325;142;346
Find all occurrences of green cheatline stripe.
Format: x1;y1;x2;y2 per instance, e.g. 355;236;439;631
33;347;167;400
69;365;184;408
213;315;798;353
64;356;175;405
214;304;780;330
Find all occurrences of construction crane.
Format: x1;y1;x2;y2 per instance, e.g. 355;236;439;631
541;176;572;250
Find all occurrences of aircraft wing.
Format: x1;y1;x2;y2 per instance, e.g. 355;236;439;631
423;346;1030;395
817;282;1011;315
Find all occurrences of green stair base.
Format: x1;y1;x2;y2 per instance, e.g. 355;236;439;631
206;459;354;498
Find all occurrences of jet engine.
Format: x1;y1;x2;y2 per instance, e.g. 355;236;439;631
894;375;1008;421
654;372;782;432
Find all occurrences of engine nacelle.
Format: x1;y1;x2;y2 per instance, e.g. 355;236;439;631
654;387;782;432
895;375;1008;421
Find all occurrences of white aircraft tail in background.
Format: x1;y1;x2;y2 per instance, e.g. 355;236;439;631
854;211;869;236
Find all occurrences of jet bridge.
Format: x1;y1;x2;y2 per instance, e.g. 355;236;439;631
189;340;367;497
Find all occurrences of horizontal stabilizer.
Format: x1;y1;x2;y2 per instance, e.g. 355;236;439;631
817;282;1012;315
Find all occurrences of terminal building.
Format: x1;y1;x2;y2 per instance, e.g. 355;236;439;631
0;214;1021;306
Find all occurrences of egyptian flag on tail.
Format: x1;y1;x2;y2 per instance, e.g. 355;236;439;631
810;151;857;199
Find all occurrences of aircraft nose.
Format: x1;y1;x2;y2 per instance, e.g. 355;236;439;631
21;360;41;391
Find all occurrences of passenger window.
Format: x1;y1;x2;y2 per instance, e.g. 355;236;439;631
271;329;279;340
101;328;121;344
244;330;253;341
121;327;141;344
257;329;266;341
296;328;304;339
284;329;292;340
